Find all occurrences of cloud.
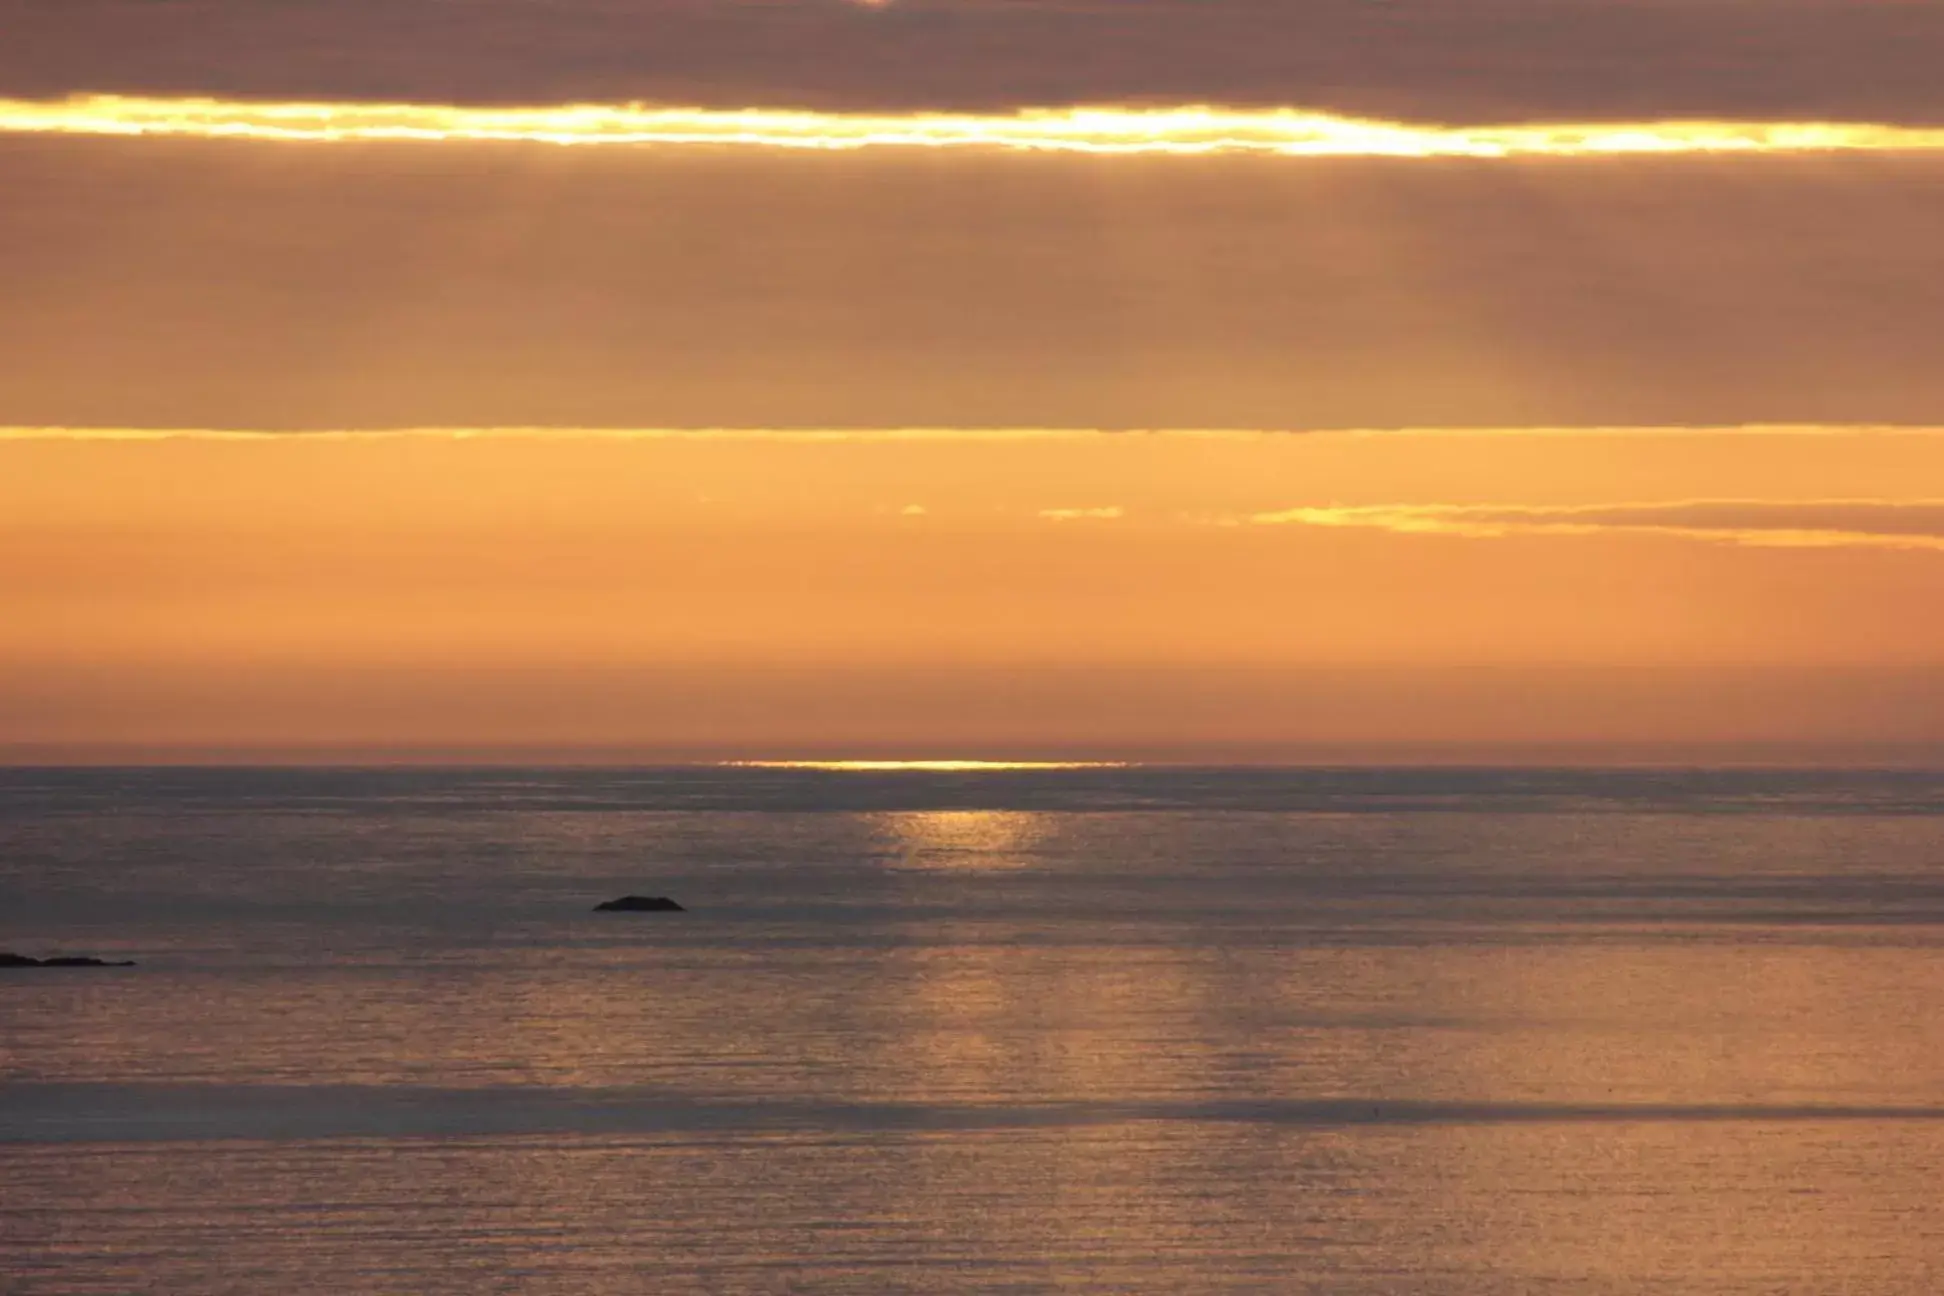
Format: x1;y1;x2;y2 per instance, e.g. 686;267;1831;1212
8;96;1944;157
0;426;1135;443
5;426;1940;443
4;0;1943;124
1038;506;1125;521
1241;500;1944;552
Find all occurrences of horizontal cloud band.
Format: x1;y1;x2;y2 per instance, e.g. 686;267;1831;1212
8;96;1944;157
1245;501;1944;552
5;426;1942;443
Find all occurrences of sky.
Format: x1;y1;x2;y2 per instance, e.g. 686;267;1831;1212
3;0;1942;762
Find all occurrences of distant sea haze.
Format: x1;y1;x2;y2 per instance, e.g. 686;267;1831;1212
6;424;1943;758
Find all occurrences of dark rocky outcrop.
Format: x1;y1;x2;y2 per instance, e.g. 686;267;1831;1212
593;895;685;913
1;952;136;967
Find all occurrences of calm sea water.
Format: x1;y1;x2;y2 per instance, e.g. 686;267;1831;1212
5;766;1944;1293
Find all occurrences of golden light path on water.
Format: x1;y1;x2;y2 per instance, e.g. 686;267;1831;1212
7;95;1944;157
723;761;1129;771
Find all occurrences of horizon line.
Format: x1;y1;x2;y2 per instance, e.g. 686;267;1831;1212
5;745;1942;772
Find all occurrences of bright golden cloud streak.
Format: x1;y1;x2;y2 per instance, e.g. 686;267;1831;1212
1245;501;1944;552
7;96;1944;157
1038;507;1126;521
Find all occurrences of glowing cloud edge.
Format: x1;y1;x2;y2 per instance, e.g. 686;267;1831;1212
6;96;1944;157
1240;500;1944;552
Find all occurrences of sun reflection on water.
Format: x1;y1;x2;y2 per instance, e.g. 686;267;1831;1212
874;809;1046;871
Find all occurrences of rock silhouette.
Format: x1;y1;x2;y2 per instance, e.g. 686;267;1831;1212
593;895;685;913
1;952;136;967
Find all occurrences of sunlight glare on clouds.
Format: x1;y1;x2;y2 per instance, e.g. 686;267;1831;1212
7;96;1944;157
1241;500;1944;552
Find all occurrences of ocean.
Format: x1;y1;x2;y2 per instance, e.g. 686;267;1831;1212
4;765;1943;1293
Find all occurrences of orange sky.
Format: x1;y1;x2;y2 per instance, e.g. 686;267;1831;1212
4;108;1943;762
5;428;1941;761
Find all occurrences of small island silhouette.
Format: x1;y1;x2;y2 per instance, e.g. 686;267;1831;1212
593;895;686;913
1;952;136;968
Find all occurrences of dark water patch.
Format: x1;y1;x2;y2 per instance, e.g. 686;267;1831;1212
12;1083;1944;1145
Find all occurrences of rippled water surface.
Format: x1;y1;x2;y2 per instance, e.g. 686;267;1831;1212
4;766;1944;1292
